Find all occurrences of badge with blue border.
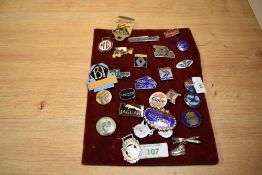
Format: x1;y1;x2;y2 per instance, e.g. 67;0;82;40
182;110;202;128
184;92;201;108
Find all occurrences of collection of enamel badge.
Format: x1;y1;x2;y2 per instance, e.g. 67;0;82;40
87;16;207;164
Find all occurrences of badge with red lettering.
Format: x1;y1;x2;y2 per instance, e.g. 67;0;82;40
87;63;118;92
98;37;113;52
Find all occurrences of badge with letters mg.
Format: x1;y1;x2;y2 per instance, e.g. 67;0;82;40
98;37;113;52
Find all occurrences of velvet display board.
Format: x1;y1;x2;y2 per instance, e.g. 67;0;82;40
82;29;218;166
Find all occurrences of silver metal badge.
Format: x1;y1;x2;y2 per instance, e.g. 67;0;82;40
119;103;144;117
128;36;160;42
158;130;173;138
158;67;174;81
121;134;141;164
170;143;186;156
133;121;154;138
96;117;116;136
170;136;201;156
176;60;193;68
134;54;147;68
153;45;175;58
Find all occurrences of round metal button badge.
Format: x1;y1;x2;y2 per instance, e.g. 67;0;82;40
96;117;116;136
149;92;168;109
177;40;189;51
184;78;195;92
184;92;201;108
182;110;202;128
96;90;112;105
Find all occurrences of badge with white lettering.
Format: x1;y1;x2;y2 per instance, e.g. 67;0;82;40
135;76;157;89
153;45;175;58
112;47;133;58
140;143;169;159
166;89;181;104
121;134;141;164
112;16;135;41
98;37;113;52
177;40;189;51
158;67;174;81
87;63;118;92
184;92;201;108
133;120;154;138
119;103;144;117
144;108;177;131
96;90;112;105
192;77;206;93
176;60;193;68
182;110;202;128
164;28;180;38
149;92;167;109
110;69;131;79
119;88;136;100
134;54;147;68
96;117;116;136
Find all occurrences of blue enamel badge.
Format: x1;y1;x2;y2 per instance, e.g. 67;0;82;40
135;76;157;89
182;110;202;128
184;92;201;108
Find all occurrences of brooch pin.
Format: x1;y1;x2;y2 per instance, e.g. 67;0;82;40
112;47;133;58
158;67;174;80
112;16;135;41
144;108;177;131
98;37;113;52
119;103;144;118
176;60;193;68
121;134;141;164
164;28;180;38
134;54;147;68
110;69;131;79
128;36;160;42
182;110;202;128
153;45;175;58
135;76;157;89
119;88;136;100
166;89;181;104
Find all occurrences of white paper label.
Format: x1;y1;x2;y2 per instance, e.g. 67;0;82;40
140;143;169;159
192;77;206;93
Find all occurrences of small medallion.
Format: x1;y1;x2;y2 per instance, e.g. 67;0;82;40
121;134;141;164
166;89;181;104
177;40;189;51
149;92;168;109
158;67;174;81
96;90;112;105
135;76;157;89
119;103;144;117
184;78;195;92
184;92;201;108
182;110;202;128
96;117;116;136
153;45;175;58
134;54;147;68
158;130;173;138
133;121;154;138
176;60;193;68
119;88;136;100
98;37;113;52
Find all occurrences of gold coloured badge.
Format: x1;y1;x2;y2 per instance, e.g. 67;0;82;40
112;16;135;41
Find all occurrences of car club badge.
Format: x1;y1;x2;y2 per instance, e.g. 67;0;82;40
98;37;113;52
158;67;174;81
112;16;135;41
121;134;141;164
87;63;118;92
119;103;144;118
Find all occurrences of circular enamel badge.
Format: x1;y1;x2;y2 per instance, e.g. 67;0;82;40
149;92;167;109
184;92;201;108
184;78;195;92
98;38;113;52
96;117;116;136
182;110;202;128
177;40;189;51
96;90;112;105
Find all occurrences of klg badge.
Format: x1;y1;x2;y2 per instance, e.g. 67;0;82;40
112;16;135;41
98;37;113;52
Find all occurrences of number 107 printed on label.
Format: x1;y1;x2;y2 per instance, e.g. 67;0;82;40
140;143;169;159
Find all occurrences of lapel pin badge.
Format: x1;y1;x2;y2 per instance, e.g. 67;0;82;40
177;40;189;51
121;134;141;164
176;60;193;68
134;54;147;68
158;67;174;81
110;69;131;79
135;76;157;89
112;47;133;58
166;89;181;104
164;28;180;38
153;45;175;58
98;37;113;52
112;16;135;41
128;36;160;42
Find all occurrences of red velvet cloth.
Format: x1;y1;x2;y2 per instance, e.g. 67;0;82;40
82;29;218;166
